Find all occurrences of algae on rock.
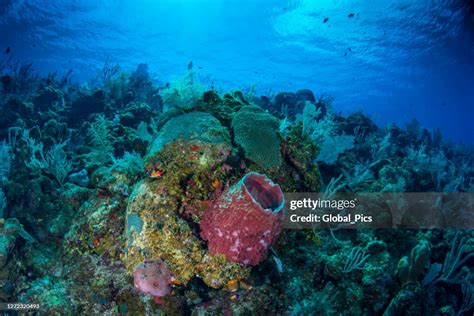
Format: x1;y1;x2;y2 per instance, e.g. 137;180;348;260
125;140;249;288
123;178;249;288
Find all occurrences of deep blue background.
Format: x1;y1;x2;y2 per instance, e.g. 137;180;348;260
1;0;473;143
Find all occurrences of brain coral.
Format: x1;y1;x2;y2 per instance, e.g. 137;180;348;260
232;105;282;169
148;111;230;156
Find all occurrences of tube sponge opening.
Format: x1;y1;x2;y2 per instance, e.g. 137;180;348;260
243;172;284;213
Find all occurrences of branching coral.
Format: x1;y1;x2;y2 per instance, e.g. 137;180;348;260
44;143;73;186
96;57;120;86
3;60;36;94
342;247;370;273
24;131;73;186
434;231;473;285
112;151;144;177
84;115;115;168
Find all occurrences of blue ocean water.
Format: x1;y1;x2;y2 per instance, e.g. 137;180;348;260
1;0;473;143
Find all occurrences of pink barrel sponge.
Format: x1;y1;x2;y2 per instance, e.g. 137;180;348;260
133;259;173;301
200;172;285;266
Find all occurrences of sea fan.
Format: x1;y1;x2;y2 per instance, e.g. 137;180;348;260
301;102;354;165
25;137;73;186
160;71;206;111
85;115;114;167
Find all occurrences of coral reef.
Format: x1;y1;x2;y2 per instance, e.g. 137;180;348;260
195;90;249;126
0;218;23;300
124;140;250;290
0;61;472;314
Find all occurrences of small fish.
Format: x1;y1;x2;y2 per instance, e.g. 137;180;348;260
226;279;239;292
150;170;165;178
211;179;221;189
5;47;10;54
273;255;283;273
171;279;182;286
187;61;193;70
348;13;355;18
229;293;240;301
198;66;202;69
323;17;329;23
227;279;238;286
348;48;352;52
190;144;200;151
